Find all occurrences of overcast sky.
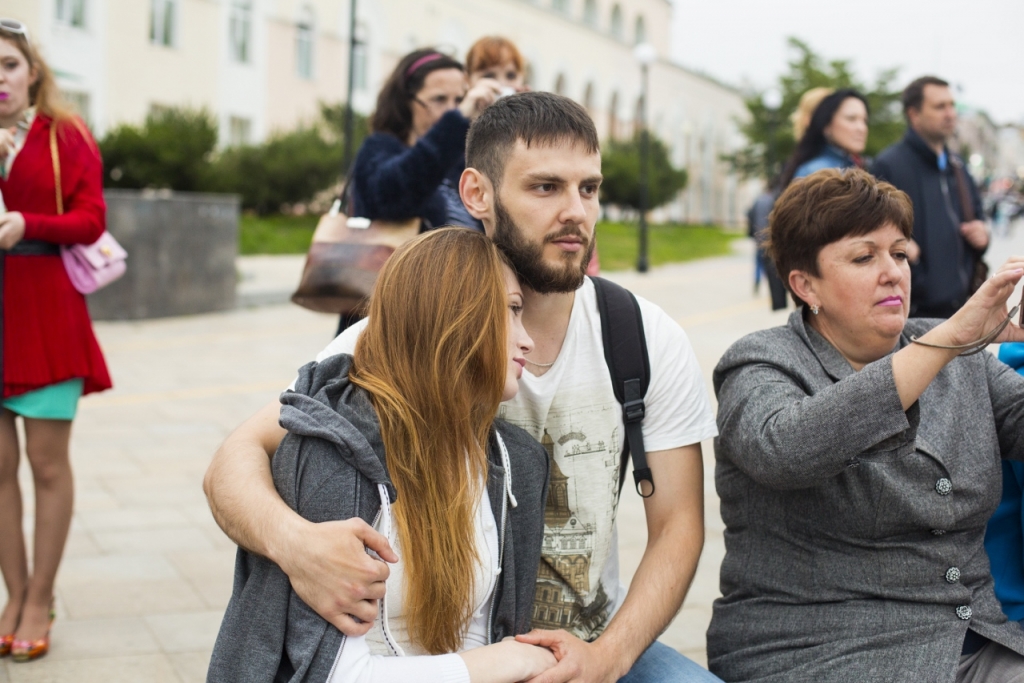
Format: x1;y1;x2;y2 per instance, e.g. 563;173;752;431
671;0;1024;124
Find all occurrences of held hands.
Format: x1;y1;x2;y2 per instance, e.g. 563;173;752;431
961;220;990;251
516;629;625;683
942;257;1024;348
460;639;557;683
0;212;26;250
459;78;503;121
275;517;398;636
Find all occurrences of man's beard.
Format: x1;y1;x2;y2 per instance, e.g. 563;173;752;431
491;196;594;295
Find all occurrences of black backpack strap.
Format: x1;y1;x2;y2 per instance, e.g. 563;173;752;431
591;277;653;498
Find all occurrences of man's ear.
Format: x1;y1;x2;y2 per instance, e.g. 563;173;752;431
788;270;817;308
459;168;493;221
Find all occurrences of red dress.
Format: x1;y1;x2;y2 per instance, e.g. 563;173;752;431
0;115;112;399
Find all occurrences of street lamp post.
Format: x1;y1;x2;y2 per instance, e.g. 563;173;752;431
634;42;656;273
341;0;359;178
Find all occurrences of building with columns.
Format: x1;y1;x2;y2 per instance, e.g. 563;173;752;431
6;0;757;224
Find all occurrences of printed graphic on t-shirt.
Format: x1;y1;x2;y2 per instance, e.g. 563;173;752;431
499;380;621;641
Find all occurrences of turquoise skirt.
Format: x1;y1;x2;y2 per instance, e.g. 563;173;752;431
2;379;84;420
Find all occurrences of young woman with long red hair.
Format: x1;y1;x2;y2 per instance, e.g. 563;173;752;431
0;19;111;662
208;228;556;683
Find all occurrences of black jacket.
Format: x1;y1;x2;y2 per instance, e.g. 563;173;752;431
350;110;473;231
872;129;985;314
206;354;550;683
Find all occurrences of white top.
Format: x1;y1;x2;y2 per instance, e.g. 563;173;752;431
328;456;504;682
306;277;717;641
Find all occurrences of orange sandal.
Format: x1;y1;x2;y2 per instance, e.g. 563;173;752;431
10;600;55;663
0;633;13;657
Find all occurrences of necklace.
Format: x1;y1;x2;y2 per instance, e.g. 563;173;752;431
525;358;557;368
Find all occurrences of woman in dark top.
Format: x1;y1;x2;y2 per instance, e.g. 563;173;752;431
777;88;869;190
349;49;502;232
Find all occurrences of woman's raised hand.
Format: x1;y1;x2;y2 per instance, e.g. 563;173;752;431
943;257;1024;347
459;78;503;121
0;212;26;250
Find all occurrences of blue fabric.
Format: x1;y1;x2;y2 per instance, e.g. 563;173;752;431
987;344;1024;622
349;109;480;230
937;149;948;171
618;641;723;683
2;378;83;420
793;144;855;180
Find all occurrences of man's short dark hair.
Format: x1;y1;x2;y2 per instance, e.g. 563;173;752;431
767;168;913;298
466;92;600;187
902;76;950;120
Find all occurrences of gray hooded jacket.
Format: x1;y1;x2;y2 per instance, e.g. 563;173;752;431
207;353;549;683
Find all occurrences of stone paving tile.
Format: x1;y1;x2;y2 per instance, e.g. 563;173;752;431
42;617;160;661
144;612;224;654
59;579;206;620
3;654;180;683
167;650;213;683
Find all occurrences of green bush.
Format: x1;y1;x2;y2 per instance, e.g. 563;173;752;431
600;132;688;212
211;127;343;215
99;108;218;191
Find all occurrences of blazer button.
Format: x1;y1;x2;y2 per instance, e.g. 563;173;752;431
956;605;972;620
936;478;953;496
946;567;961;584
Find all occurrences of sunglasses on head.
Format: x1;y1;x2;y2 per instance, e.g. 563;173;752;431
0;19;29;40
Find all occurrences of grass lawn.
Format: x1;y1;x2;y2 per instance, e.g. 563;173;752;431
595;221;743;271
240;214;744;271
239;213;320;255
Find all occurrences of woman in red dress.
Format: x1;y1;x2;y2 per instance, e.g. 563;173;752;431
0;20;111;662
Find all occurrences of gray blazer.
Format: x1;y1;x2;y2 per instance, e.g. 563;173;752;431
708;311;1024;683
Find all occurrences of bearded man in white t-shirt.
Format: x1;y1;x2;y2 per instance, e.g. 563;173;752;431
204;92;721;683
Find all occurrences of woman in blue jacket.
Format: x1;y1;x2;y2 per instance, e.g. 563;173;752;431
778;88;869;190
349;49;502;232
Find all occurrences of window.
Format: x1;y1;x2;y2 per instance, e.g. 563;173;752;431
150;0;176;47
609;5;623;40
56;0;86;27
229;116;252;146
582;0;598;27
229;1;253;64
296;6;314;79
608;91;619;140
582;82;594;112
634;15;646;45
552;0;569;13
64;91;91;126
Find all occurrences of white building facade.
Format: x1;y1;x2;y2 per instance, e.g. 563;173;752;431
7;0;756;224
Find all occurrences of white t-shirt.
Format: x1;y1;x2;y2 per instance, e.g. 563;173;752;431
308;277;717;640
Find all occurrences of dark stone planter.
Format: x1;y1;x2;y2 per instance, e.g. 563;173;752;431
87;189;240;320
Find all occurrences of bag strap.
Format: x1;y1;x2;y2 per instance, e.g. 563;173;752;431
951;157;975;223
50;125;63;216
591;276;653;498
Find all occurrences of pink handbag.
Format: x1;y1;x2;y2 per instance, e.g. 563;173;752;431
50;125;127;294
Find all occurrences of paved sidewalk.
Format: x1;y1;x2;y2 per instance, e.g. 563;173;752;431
0;239;790;681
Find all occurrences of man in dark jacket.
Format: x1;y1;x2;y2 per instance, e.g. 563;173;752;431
872;76;989;318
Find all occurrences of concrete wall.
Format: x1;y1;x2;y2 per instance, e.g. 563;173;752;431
88;190;239;320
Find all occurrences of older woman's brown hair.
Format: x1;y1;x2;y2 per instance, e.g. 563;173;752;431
766;168;914;299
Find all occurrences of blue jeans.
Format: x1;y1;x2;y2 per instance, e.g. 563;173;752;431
618;641;724;683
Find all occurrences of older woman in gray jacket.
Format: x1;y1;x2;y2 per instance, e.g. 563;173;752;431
709;168;1024;683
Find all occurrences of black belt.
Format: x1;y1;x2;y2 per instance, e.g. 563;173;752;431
8;240;60;256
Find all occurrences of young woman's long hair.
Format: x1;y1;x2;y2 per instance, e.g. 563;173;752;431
349;228;509;655
371;48;463;143
778;88;869;190
1;31;75;124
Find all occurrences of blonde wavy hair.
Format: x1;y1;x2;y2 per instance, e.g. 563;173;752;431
1;28;75;124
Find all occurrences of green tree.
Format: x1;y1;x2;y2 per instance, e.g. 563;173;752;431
726;38;905;181
600;132;688;212
99;107;218;191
